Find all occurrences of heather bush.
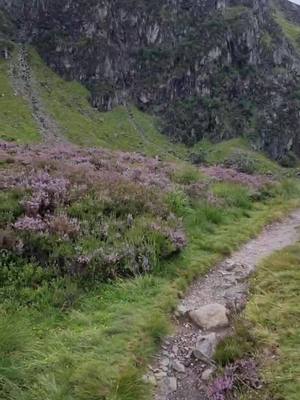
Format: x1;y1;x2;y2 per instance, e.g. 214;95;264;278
0;141;188;285
0;250;82;308
208;358;261;400
0;190;23;226
202;166;271;190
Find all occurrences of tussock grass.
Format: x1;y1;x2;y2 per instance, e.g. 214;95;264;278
245;244;300;399
214;241;300;399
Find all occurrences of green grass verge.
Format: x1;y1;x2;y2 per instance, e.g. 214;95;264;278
1;180;300;400
244;243;300;399
214;232;300;399
29;49;186;159
0;59;40;143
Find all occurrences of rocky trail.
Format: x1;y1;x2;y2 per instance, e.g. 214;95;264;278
9;46;65;144
149;210;300;400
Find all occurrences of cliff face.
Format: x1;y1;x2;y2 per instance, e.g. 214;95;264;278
1;0;300;161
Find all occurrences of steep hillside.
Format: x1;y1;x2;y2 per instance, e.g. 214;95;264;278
1;0;300;162
0;44;186;157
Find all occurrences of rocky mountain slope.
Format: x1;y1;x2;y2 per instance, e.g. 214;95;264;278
1;0;300;162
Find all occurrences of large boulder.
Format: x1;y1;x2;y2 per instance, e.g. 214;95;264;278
189;303;229;330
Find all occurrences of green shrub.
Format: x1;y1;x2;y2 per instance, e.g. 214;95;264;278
213;182;252;209
171;165;202;184
166;190;191;216
189;148;209;165
224;150;256;174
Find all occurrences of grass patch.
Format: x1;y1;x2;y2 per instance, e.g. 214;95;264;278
190;138;283;175
214;240;300;399
214;318;257;366
244;244;300;399
0;59;40;143
212;182;252;209
171;163;203;185
275;10;300;52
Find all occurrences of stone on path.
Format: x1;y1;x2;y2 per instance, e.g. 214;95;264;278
201;368;215;381
171;359;185;373
193;332;218;361
189;303;229;330
167;377;177;392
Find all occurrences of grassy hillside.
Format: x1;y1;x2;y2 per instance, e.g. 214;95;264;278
0;58;40;143
190;138;285;175
2;46;292;170
29;49;186;158
0;47;186;158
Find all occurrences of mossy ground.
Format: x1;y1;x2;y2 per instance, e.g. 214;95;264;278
275;10;300;52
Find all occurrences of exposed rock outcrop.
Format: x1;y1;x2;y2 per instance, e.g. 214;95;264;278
1;0;300;161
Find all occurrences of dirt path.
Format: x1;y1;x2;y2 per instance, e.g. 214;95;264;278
9;46;65;144
150;209;300;400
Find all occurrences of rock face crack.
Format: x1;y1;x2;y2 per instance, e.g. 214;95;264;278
9;46;65;144
151;210;300;400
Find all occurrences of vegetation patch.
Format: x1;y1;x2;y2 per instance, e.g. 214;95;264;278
29;49;186;159
190;138;286;176
212;243;300;400
275;11;300;51
0;140;300;399
0;59;40;143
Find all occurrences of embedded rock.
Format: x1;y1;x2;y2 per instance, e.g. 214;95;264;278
193;332;218;361
201;368;215;381
171;360;185;373
167;377;177;392
189;304;229;330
